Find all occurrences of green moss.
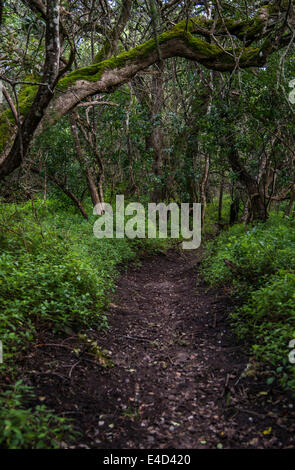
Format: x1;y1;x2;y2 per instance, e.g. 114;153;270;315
59;18;220;92
262;2;292;15
57;26;225;92
237;18;264;38
0;80;38;154
176;15;264;41
183;32;221;58
240;47;261;64
262;4;279;15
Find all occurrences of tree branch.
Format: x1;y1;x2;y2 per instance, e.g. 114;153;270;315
1;1;295;179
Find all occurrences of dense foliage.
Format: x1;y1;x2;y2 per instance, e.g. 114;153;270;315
203;212;295;393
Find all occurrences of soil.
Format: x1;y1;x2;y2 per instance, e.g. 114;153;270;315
22;250;295;449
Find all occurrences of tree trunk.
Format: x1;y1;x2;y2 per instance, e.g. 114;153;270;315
85;168;101;207
230;194;240;225
249;193;268;221
150;62;165;202
218;176;224;224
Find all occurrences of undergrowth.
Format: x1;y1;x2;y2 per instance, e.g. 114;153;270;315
202;212;295;394
0;197;171;448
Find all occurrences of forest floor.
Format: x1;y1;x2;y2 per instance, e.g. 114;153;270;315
23;250;295;449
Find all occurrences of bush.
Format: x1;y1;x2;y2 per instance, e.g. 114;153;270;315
241;270;295;323
202;213;295;394
231;270;295;391
0;381;76;449
0;198;173;366
0;200;137;366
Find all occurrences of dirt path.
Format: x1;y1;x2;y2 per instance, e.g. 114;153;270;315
25;250;295;449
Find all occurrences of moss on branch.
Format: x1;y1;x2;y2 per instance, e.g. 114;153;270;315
56;22;265;93
0;81;38;154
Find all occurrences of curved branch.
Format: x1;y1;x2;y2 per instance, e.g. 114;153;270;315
0;1;294;179
0;0;60;177
94;0;133;62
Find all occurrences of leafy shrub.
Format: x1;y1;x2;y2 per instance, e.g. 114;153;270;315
203;213;295;394
203;213;295;289
0;198;173;366
0;203;135;365
240;270;295;323
0;381;76;449
0;197;172;447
